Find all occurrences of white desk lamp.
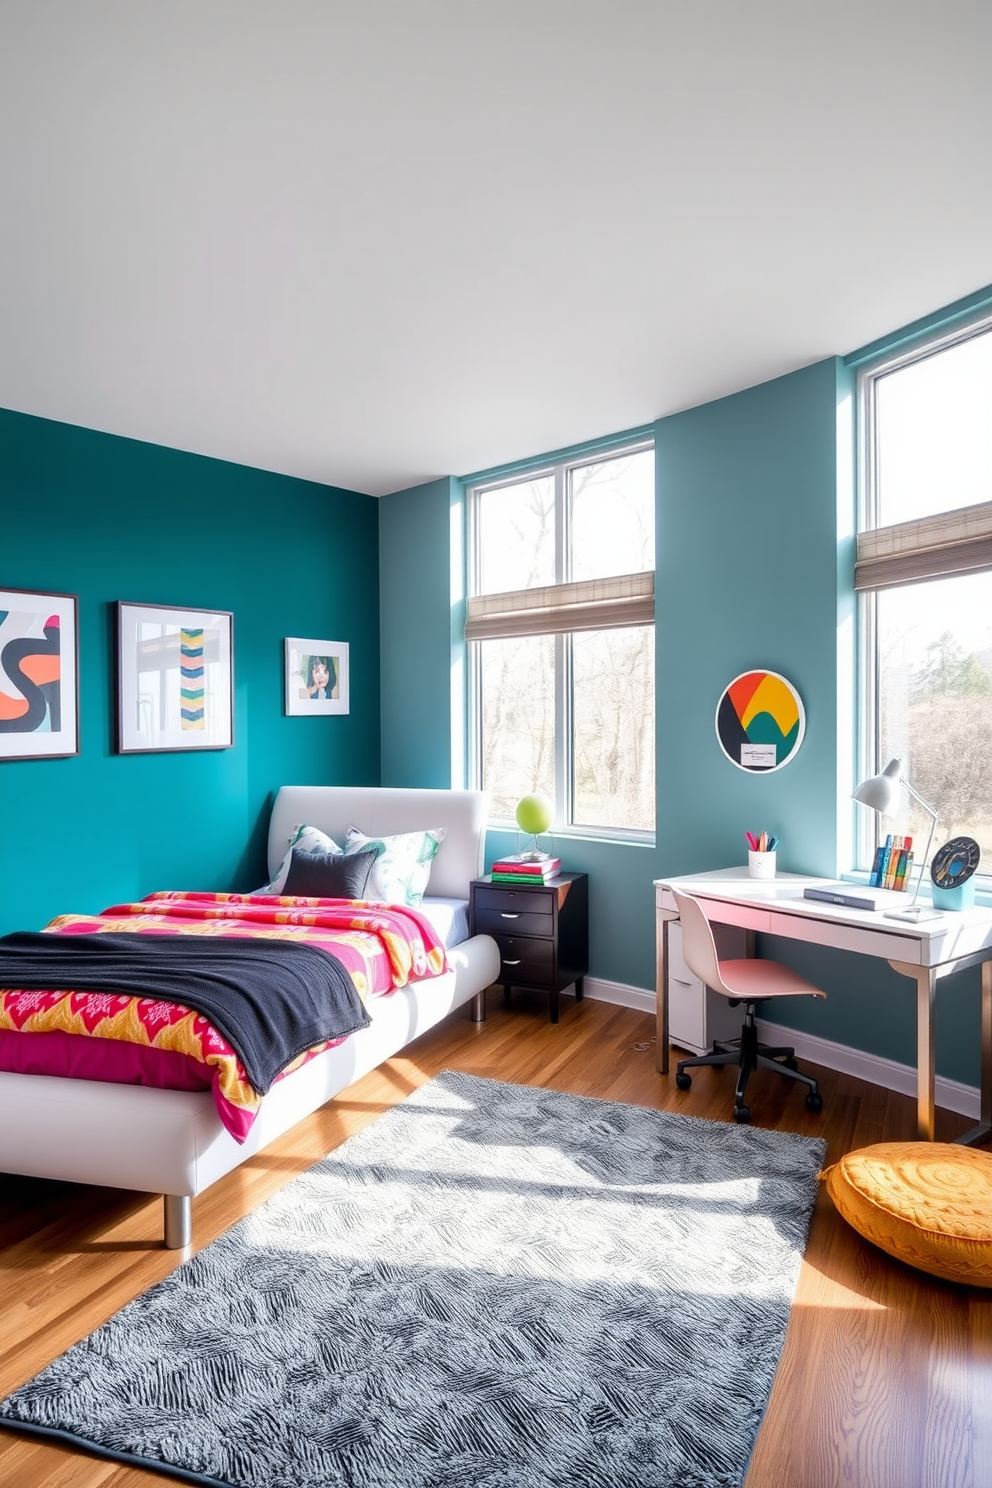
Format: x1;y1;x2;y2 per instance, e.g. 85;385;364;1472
852;757;941;922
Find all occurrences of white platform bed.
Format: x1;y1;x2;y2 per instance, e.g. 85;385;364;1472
0;786;500;1247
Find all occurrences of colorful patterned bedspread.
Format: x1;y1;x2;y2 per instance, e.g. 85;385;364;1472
0;892;448;1142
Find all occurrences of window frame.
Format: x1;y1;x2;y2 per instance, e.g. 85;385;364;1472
856;310;992;878
465;437;656;842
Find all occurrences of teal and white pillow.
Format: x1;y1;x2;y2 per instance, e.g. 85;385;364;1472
257;823;343;894
343;826;446;906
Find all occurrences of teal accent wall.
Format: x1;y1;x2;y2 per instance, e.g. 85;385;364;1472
655;357;847;881
378;477;461;788
0;409;380;934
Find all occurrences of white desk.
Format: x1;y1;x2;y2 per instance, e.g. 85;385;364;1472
654;868;992;1143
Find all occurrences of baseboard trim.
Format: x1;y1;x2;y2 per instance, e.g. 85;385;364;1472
582;978;982;1122
582;977;655;1015
755;1016;981;1122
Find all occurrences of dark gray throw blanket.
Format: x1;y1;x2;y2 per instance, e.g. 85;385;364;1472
0;931;371;1093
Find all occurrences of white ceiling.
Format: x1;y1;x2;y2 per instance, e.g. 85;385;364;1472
2;2;990;497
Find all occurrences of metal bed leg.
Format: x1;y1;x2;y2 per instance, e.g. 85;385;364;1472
470;989;487;1023
164;1194;192;1249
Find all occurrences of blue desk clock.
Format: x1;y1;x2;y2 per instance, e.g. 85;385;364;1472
930;836;981;910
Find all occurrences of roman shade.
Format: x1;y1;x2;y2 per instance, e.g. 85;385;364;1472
855;501;992;592
465;570;654;641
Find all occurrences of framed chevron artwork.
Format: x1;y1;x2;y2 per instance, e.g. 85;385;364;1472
0;587;79;761
117;601;233;753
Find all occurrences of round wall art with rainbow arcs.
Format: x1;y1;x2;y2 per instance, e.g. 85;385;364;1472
715;670;806;773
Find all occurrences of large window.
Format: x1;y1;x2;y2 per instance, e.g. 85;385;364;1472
466;442;655;836
857;318;992;878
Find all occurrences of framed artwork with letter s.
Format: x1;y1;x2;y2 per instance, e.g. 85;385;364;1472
0;587;79;760
117;601;234;753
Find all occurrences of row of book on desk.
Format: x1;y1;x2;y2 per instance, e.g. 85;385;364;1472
869;833;914;891
490;854;562;885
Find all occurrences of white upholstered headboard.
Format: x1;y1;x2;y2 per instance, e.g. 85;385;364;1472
267;786;490;900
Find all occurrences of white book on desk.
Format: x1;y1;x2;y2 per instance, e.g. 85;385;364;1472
803;884;879;911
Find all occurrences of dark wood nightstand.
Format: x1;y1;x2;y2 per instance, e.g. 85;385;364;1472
469;872;589;1024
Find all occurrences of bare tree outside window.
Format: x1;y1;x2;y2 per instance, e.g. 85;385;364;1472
479;634;556;818
571;456;655;579
573;626;654;830
877;574;992;863
476;477;555;595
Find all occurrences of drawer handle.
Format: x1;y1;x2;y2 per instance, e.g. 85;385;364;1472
500;912;521;919
502;958;522;966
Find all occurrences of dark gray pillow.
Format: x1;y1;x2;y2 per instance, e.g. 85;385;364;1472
283;846;378;900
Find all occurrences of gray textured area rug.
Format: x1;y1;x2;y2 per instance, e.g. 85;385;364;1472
0;1072;826;1488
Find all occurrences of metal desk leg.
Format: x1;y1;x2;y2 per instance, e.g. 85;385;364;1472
955;958;992;1147
916;966;937;1141
655;909;669;1075
892;959;937;1141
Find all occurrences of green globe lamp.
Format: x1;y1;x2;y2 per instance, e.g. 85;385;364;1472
515;793;554;861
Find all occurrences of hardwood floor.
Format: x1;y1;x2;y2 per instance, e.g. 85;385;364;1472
2;990;991;1488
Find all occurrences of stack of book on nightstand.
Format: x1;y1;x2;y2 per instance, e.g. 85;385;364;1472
490;854;562;884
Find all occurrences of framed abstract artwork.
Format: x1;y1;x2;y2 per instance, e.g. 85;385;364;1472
284;638;349;716
0;587;79;760
715;669;805;772
117;601;234;753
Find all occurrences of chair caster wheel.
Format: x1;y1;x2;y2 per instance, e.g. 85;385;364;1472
675;1071;692;1090
805;1091;824;1113
733;1104;751;1123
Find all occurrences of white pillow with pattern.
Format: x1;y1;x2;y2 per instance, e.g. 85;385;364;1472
342;826;446;906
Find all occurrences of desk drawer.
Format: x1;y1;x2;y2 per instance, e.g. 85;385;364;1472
657;885;771;933
696;898;771;934
667;920;696;985
475;907;553;938
493;935;554;985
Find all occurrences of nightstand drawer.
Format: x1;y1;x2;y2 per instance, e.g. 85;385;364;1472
492;935;554;984
472;886;555;917
475;907;554;938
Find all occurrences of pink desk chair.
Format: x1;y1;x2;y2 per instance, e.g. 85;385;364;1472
669;886;827;1124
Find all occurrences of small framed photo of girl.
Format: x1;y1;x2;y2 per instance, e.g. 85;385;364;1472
284;639;349;716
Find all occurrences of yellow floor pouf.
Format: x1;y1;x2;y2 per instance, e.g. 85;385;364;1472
823;1142;992;1286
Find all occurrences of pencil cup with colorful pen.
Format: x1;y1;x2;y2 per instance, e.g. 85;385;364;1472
747;830;778;880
